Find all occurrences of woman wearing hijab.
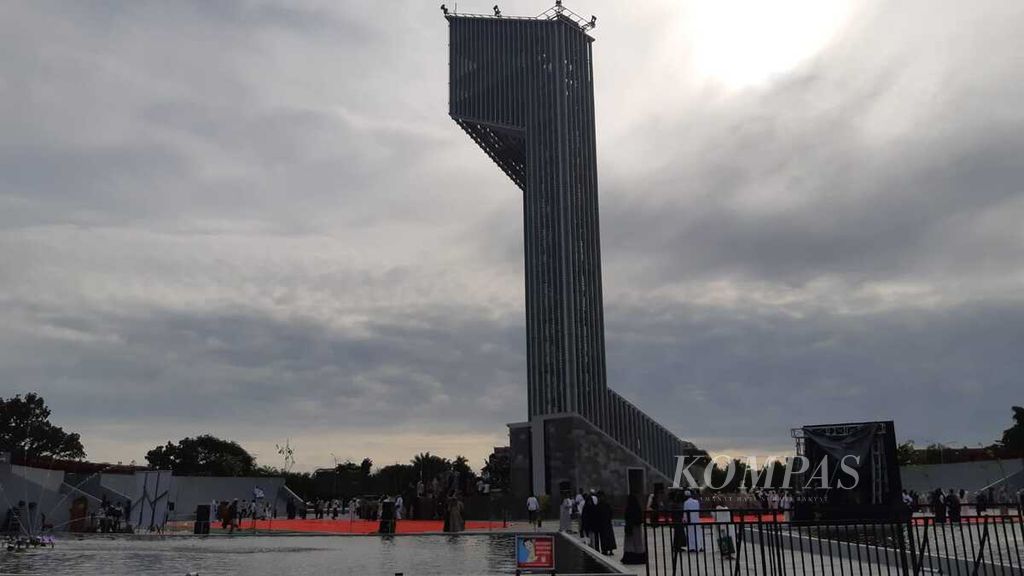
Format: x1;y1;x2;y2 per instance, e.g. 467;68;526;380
620;494;647;564
596;491;617;556
446;493;465;532
582;491;597;547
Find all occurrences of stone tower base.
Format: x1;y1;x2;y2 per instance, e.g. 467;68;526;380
508;413;675;512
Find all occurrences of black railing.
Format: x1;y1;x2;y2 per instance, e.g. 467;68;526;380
643;509;1024;575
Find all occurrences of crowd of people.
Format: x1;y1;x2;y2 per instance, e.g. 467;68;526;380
4;533;55;551
210;498;274;533
528;489;629;561
285;477;472;534
905;486;1024;521
91;496;130;533
559;487;736;565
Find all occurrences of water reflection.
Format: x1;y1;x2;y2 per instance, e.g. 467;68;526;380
1;533;612;575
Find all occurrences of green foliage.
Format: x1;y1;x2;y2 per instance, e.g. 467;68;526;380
452;455;471;475
411;452;451;481
482;448;510;490
145;434;257;476
1000;406;1024;451
923;443;946;464
896;440;916;465
0;393;85;461
374;463;415;495
707;458;749;491
258;465;315;500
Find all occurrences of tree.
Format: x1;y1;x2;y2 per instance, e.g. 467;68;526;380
452;454;472;475
481;448;510;491
375;463;415;495
145;435;256;476
333;461;368;497
0;393;85;461
708;458;749;492
1000;406;1024;452
923;443;946;465
411;452;450;482
896;440;917;465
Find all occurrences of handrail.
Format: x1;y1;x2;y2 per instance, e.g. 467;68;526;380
444;3;596;33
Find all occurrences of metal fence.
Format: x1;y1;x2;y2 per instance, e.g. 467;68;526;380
643;510;1024;575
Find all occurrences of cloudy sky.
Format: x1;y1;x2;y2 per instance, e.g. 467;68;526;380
2;0;1022;472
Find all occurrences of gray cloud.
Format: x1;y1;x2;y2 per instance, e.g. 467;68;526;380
1;0;1022;468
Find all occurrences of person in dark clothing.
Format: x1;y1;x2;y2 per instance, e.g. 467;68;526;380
670;491;688;551
581;492;596;546
946;489;961;523
932;489;946;524
976;490;988;515
646;489;661;524
226;500;238;534
218;501;229;530
595;491;617;556
286;498;296;520
621;494;647;564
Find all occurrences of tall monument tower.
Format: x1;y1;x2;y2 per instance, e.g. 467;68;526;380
446;5;700;499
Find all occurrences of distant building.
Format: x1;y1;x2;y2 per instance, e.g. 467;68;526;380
0;458;295;533
445;6;701;502
900;459;1024;496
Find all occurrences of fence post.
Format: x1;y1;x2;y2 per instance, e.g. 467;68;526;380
757;517;768;576
901;517;914;576
643;519;651;576
970;523;989;576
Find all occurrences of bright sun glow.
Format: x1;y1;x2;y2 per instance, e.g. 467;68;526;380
689;0;853;89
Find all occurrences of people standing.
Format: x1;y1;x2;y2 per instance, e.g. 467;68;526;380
227;500;238;534
780;491;793;522
932;489;946;523
394;494;404;521
526;494;541;529
559;493;573;532
574;491;586;537
581;491;597;545
669;490;687;552
947;489;961;523
620;494;647;564
683;490;704;552
646;488;661;524
975;490;988;516
596;491;617;556
447;493;465;532
714;503;735;560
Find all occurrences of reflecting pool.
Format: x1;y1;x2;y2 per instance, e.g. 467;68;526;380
0;533;615;575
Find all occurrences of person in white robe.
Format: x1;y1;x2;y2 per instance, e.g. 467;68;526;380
574;491;586;536
780;491;793;522
559;495;573;532
714;504;735;559
683;491;704;551
394;495;404;520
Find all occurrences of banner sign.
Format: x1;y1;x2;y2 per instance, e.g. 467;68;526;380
516;534;555;572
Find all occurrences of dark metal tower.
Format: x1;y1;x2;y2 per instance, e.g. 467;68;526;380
446;6;696;487
448;7;606;425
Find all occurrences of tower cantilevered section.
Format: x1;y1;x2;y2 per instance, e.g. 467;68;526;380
446;6;698;498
